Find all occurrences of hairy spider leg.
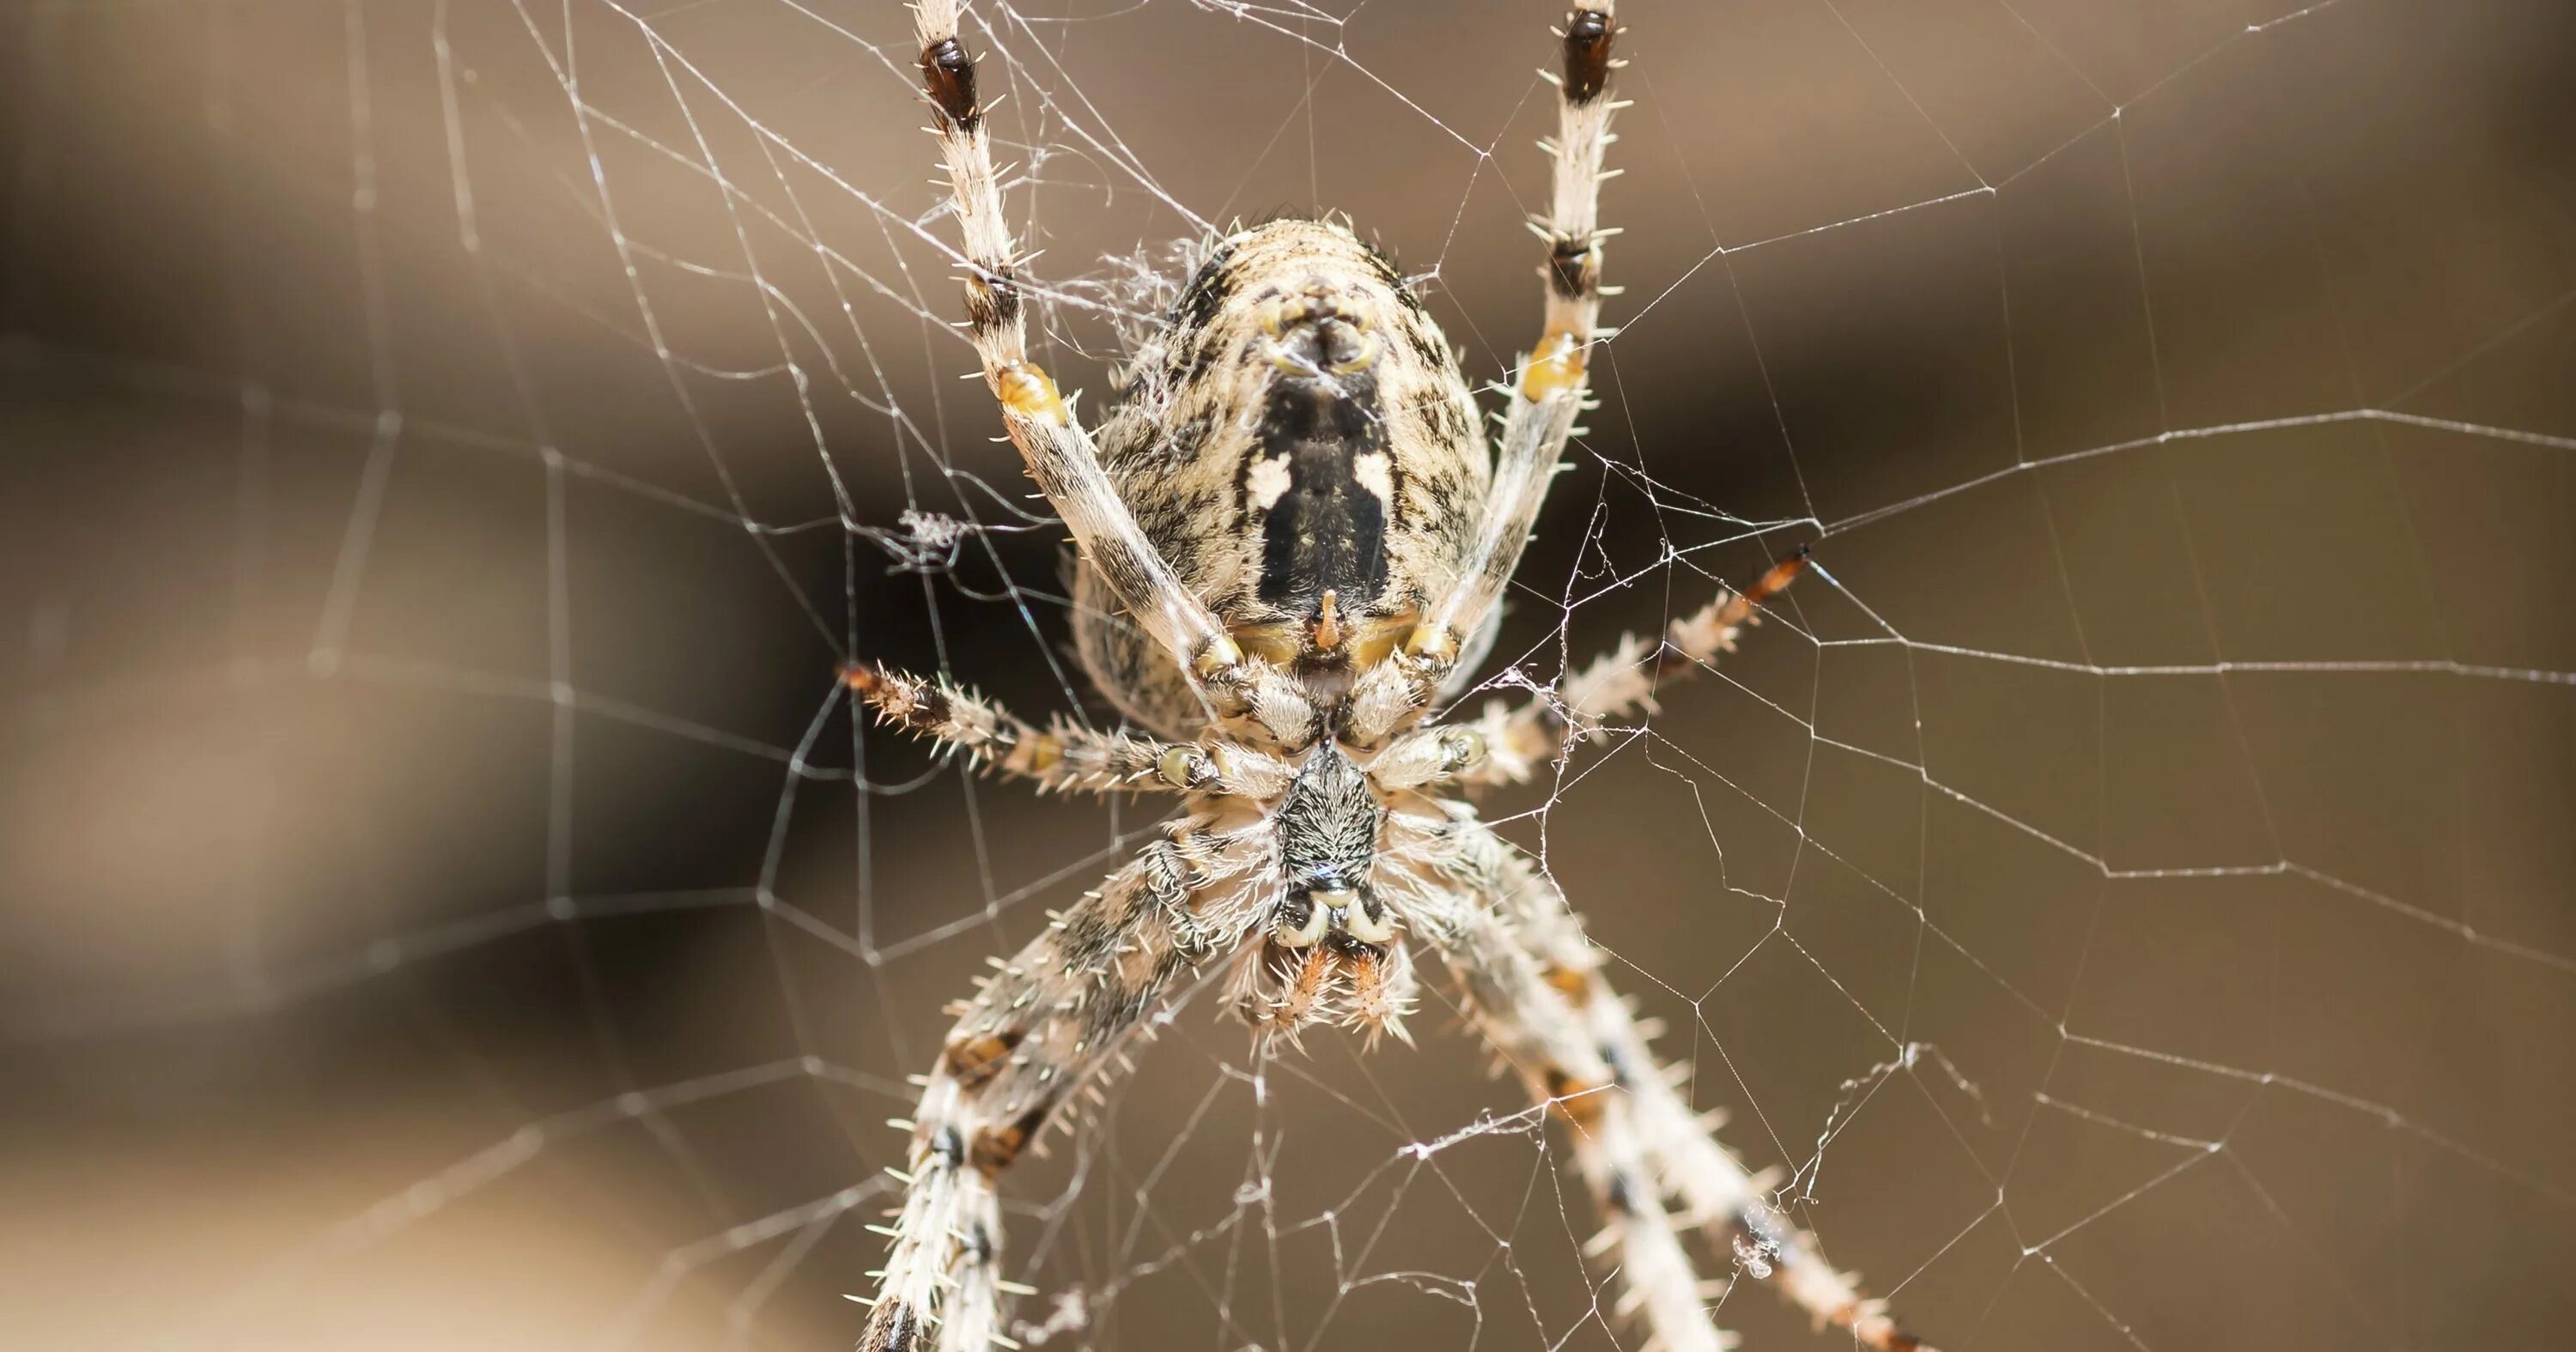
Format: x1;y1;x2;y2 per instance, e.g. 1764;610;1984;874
1449;816;1942;1351
846;662;1176;794
913;0;1303;730
856;838;1239;1352
1411;862;1736;1351
1455;549;1810;788
1352;4;1625;743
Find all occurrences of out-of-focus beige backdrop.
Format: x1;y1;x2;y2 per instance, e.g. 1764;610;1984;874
4;2;2572;1349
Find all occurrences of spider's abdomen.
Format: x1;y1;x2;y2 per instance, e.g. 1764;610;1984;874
1080;218;1491;737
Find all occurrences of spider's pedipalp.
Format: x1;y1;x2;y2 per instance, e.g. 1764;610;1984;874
1342;937;1418;1046
1224;931;1417;1046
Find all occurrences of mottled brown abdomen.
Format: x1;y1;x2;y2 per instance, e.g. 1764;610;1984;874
1076;217;1492;737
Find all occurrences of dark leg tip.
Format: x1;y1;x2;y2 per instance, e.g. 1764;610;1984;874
1563;10;1616;104
921;34;981;131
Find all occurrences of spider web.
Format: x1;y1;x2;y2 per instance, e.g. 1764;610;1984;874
4;0;2573;1349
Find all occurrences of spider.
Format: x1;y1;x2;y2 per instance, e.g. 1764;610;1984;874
849;4;1936;1349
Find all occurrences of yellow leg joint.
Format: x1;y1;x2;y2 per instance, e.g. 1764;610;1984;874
1001;732;1064;778
1404;621;1461;663
1519;328;1586;401
994;361;1067;425
1191;634;1246;680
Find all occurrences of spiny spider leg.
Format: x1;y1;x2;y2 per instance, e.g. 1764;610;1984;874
1441;816;1941;1352
1357;4;1624;740
845;662;1291;797
856;834;1245;1352
912;0;1262;700
1435;549;1808;789
1416;865;1735;1352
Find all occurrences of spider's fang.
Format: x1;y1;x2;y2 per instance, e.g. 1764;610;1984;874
1274;892;1332;948
1328;328;1380;374
1340;892;1397;944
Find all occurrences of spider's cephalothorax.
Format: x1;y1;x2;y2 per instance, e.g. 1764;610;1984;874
1228;738;1413;1039
1272;743;1388;933
854;6;1940;1351
1079;218;1492;740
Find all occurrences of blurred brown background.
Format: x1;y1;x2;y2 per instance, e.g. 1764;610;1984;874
4;1;2573;1349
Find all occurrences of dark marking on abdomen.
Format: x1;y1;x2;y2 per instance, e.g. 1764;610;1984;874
1250;373;1392;615
1171;241;1240;334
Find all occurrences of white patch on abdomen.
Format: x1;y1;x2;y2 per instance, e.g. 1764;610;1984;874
1352;449;1395;510
1246;453;1294;511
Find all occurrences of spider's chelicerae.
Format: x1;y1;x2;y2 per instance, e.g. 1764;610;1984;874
850;4;1936;1349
